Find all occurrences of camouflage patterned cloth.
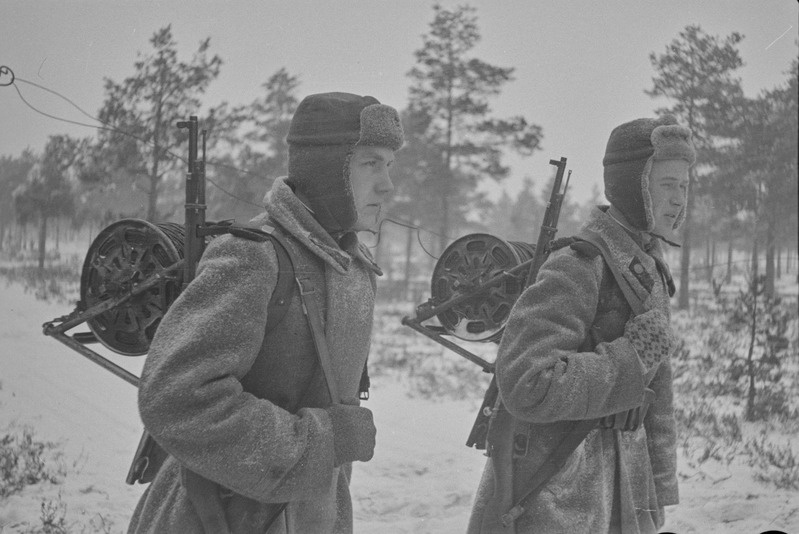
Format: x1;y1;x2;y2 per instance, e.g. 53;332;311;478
468;206;678;534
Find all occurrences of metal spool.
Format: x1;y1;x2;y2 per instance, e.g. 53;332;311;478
80;219;186;356
431;233;536;342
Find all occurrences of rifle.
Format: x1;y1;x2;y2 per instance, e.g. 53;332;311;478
125;117;208;484
401;157;571;450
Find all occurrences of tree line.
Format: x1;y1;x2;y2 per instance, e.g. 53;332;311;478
0;5;796;305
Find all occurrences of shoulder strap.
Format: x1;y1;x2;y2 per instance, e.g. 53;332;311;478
295;275;340;404
256;226;339;404
258;225;295;333
199;220;295;332
574;229;647;316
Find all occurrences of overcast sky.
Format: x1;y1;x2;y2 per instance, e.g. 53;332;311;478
1;0;796;204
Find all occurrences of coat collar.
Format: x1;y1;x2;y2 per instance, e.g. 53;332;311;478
257;177;382;275
582;206;674;304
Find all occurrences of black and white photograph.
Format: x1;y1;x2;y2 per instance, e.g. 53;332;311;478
0;1;797;532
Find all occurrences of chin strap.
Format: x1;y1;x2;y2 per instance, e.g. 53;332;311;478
607;209;682;250
649;232;681;248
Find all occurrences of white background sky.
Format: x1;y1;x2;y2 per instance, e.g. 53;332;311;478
1;0;797;205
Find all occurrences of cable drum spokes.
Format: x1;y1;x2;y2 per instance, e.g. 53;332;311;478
80;219;185;356
430;233;536;342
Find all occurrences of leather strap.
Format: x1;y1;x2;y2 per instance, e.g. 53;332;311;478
501;418;599;527
579;229;647;316
295;275;340;404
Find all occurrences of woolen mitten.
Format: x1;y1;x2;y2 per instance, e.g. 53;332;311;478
624;309;675;370
325;403;376;466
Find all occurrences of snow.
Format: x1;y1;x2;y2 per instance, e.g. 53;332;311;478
1;274;798;533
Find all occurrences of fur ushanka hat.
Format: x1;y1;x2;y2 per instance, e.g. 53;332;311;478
602;115;696;232
286;92;404;233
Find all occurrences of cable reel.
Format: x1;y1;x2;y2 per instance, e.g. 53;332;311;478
430;233;536;342
79;219;186;356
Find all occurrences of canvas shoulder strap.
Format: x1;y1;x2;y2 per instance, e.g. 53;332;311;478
576;229;647;316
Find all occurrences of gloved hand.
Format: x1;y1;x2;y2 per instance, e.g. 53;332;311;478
624;309;675;371
325;402;376;466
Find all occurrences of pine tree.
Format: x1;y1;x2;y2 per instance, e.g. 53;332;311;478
95;25;222;222
646;24;744;309
12;136;80;270
402;4;543;253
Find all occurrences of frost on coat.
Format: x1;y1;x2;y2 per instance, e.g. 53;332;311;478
468;206;678;534
128;177;379;534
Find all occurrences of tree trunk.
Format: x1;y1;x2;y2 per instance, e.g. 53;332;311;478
147;175;160;222
725;230;733;285
440;190;450;256
38;212;48;272
705;233;712;283
404;224;414;302
710;239;717;282
677;167;695;310
765;214;776;298
745;243;759;422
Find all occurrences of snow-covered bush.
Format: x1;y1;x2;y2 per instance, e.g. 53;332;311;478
371;303;494;401
0;427;64;498
744;430;799;490
672;276;799;422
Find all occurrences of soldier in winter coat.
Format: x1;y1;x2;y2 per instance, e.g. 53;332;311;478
127;92;404;533
468;116;695;534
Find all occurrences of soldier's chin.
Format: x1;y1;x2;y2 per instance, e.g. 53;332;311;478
656;219;678;240
354;217;379;234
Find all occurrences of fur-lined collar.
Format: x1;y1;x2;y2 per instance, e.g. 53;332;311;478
255;177;381;275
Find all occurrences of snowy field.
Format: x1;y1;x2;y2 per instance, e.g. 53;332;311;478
1;246;798;533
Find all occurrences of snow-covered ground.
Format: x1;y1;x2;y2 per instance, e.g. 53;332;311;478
1;270;797;533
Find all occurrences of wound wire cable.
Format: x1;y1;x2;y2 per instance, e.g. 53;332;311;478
2;65;265;208
372;216;448;260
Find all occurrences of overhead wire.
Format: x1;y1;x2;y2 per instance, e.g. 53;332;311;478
2;65;265;208
1;64;448;246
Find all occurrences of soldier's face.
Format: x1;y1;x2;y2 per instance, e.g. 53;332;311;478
348;145;395;232
648;159;689;237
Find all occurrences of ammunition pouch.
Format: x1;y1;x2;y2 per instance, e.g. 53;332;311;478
598;388;656;432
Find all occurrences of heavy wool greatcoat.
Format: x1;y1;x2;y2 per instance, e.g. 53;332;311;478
468;206;679;534
128;177;381;534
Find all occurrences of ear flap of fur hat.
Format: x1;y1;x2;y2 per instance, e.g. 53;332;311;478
286;92;403;233
603;115;695;232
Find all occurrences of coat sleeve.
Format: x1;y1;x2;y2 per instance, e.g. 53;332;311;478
137;235;336;503
496;250;648;423
644;355;679;506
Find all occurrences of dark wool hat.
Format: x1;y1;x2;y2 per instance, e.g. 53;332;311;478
603;115;696;231
286;92;404;233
